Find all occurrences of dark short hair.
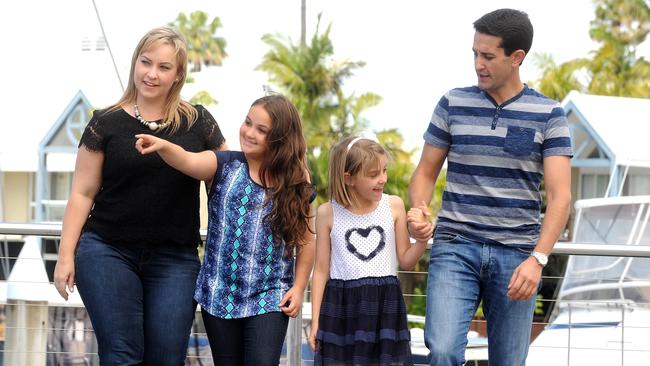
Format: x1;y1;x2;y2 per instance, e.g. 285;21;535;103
473;8;533;57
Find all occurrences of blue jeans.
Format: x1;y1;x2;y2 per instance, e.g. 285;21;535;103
201;309;289;366
425;230;538;366
75;231;200;366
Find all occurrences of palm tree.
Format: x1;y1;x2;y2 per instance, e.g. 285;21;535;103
588;0;650;97
532;53;588;101
258;17;364;151
189;91;218;106
171;11;228;72
532;0;650;99
588;40;650;96
258;17;415;205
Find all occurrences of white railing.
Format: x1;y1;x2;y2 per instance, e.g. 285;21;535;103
2;222;650;365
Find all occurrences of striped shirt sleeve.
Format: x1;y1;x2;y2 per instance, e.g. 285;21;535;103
542;105;573;158
424;94;452;149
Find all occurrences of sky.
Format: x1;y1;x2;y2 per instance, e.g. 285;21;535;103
2;0;648;162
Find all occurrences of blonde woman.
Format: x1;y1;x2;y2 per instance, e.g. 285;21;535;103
53;26;225;365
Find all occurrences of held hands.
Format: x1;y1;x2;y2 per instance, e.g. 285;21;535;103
507;256;542;300
134;134;169;155
407;201;433;242
279;286;303;318
53;259;75;301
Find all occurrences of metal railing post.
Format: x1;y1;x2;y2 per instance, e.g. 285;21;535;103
287;311;302;366
566;303;572;366
621;306;625;366
286;246;302;366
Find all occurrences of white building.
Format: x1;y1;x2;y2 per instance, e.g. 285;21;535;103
563;90;650;200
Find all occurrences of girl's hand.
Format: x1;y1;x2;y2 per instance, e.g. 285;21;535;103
407;207;428;224
279;286;303;318
134;134;168;155
53;258;75;301
308;323;319;352
407;201;433;241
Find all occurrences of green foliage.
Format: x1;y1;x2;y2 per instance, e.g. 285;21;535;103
532;0;650;99
170;11;228;72
407;286;427;321
189;91;218;106
535;294;544;315
258;17;415;204
379;129;416;204
171;11;226;108
532;53;589;101
257;16;366;156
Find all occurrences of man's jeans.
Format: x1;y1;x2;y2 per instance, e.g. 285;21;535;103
425;230;538;366
75;231;200;366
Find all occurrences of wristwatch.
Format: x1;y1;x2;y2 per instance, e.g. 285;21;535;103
531;251;548;267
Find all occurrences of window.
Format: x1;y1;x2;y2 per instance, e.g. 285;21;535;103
581;174;609;199
624;175;650;196
45;172;72;221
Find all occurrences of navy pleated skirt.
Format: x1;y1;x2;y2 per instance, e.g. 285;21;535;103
314;276;412;366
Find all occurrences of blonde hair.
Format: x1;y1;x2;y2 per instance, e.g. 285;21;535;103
328;135;388;208
109;26;196;132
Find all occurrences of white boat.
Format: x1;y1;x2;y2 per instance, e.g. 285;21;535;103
527;195;650;365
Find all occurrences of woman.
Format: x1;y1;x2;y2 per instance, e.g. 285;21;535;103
53;26;225;365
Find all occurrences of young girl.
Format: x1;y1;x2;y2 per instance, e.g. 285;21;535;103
308;135;431;365
135;94;315;366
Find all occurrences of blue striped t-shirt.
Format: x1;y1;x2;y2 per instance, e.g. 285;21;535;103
424;85;573;246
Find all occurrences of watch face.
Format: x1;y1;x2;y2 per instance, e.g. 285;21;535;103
533;252;548;265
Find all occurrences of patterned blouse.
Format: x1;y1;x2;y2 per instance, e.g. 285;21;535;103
195;151;294;319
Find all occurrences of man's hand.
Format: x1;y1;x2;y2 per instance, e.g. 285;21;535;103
507;256;542;300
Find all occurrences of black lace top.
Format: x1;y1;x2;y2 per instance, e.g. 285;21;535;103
78;105;225;248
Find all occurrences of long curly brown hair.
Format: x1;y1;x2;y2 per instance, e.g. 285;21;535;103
254;95;314;255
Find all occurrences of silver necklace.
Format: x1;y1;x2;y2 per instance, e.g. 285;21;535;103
134;104;170;131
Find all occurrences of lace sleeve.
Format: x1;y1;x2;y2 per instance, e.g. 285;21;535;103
196;105;226;150
78;110;106;152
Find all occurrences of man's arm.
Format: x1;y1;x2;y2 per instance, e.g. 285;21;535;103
507;155;571;300
408;144;448;240
534;155;572;255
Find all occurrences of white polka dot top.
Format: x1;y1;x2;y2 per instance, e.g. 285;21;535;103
330;194;397;280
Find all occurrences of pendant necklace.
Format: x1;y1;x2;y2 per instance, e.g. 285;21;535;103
134;104;169;131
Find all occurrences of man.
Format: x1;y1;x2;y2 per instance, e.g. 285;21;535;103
408;8;572;366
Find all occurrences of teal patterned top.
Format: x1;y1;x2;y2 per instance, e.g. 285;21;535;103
195;151;294;318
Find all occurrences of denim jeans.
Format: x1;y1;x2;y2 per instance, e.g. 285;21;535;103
75;231;200;366
425;230;538;366
201;309;289;366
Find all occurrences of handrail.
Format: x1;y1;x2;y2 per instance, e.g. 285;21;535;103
3;222;650;257
3;221;650;366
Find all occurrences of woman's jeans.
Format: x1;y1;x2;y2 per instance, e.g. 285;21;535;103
202;309;289;366
425;230;539;366
75;231;200;366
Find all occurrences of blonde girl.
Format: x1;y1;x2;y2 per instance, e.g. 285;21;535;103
308;135;431;365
